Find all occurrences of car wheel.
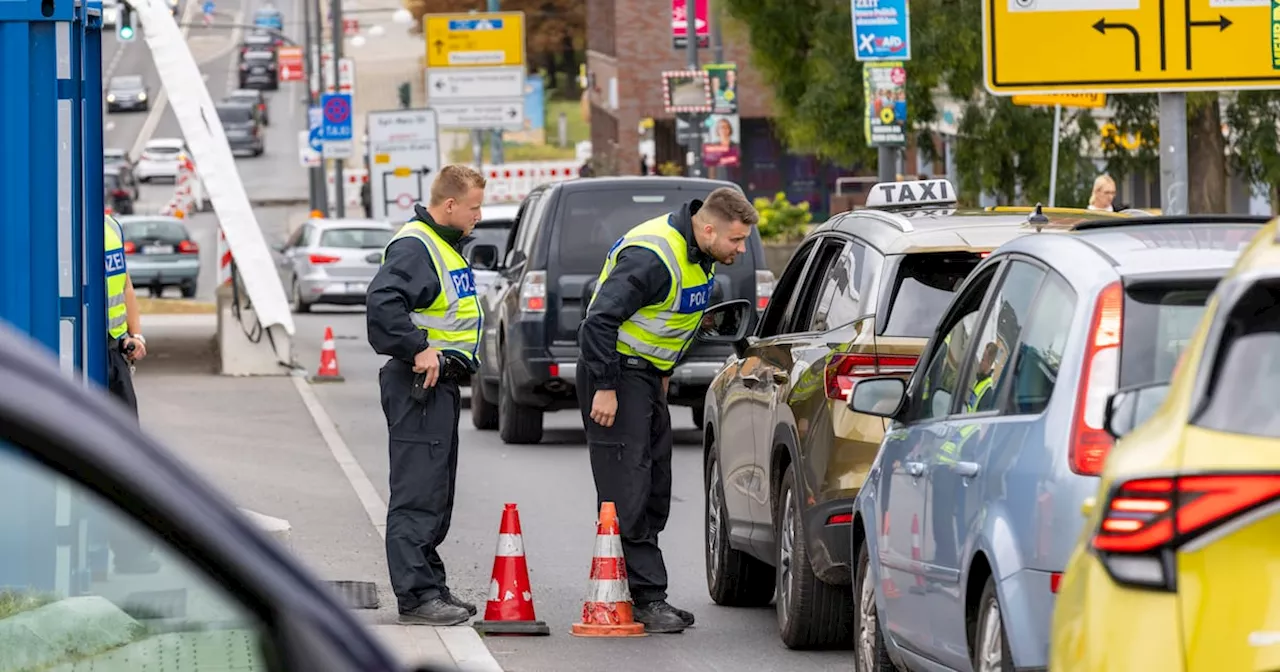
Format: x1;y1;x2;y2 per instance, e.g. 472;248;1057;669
290;279;311;313
854;541;897;671
705;450;775;607
776;463;855;649
972;577;1014;672
470;376;498;430
180;282;196;299
498;366;542;444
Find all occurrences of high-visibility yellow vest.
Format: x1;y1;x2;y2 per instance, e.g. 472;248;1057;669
590;214;714;372
386;220;484;366
937;424;980;465
967;375;993;413
105;215;129;339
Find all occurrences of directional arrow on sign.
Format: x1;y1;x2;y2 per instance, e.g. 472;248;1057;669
1189;14;1232;32
1185;13;1232;70
1092;18;1141;72
433;39;444;55
506;106;519;119
434;79;446;91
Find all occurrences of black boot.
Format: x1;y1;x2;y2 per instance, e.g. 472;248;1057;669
398;597;470;626
665;602;695;627
633;600;687;634
443;589;477;617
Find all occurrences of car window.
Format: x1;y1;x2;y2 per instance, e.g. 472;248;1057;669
881;251;985;338
912;263;1000;422
104;173;121;189
122;220;188;243
810;241;869;332
960;260;1046;415
785;238;846;334
509;194;540;260
757;240;816;338
284;225;304;249
1007;272;1076;415
216;105;254;124
0;440;269;671
319;228;392;249
553;189;713;275
464;223;510;256
1120;284;1216;388
1194;282;1280;438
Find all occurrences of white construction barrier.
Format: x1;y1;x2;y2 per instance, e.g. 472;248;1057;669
481;160;581;204
326;169;368;216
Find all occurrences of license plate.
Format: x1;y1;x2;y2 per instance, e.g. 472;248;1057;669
347;282;367;292
142;244;174;254
252;67;265;73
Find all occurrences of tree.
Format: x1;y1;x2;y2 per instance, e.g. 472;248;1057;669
1227;91;1280;213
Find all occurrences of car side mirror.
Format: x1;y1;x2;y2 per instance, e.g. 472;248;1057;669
271;241;286;253
697;299;753;357
1103;381;1171;440
468;243;500;271
848;377;907;418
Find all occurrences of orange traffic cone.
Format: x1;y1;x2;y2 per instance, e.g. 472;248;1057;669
570;502;646;637
310;326;344;383
473;504;550;636
881;511;900;599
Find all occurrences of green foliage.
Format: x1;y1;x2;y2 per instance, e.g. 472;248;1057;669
754;192;812;243
1228;91;1280;201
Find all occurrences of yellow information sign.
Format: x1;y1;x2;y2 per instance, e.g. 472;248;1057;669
424;11;526;68
983;0;1280;94
1012;93;1108;108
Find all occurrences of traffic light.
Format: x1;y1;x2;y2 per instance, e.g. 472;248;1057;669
117;5;136;41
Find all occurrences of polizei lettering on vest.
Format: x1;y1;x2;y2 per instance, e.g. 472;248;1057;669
677;283;712;313
105;249;126;276
449;268;477;298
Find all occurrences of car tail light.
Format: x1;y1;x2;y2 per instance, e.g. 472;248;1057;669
755;269;775;311
824;353;919;401
240;63;249;71
178;240;199;254
826;512;853;525
308;253;340;264
1069;281;1123;476
111;189;128;198
1091;474;1280;590
520;270;547;313
123;241;136;254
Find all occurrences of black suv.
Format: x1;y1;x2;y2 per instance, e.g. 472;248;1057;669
466;177;772;444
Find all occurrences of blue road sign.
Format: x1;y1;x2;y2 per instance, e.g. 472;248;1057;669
320;93;352;141
308;106;323;152
448;18;503;31
851;0;910;62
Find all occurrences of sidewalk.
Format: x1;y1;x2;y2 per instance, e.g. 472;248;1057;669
132;315;502;671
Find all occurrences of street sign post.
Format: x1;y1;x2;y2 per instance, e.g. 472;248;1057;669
367;109;442;222
321;93;354;159
298;131;322;167
278;46;304;82
424;11;528;137
308;107;324;153
852;0;911;61
427;66;526;100
424;12;526;67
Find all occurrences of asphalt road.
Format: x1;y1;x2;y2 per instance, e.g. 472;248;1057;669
283;310;853;672
103;0;310;300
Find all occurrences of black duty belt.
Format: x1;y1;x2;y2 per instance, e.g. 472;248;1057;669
621;356;664;375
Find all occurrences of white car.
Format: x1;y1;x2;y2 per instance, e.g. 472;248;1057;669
135;138;210;209
103;0;118;27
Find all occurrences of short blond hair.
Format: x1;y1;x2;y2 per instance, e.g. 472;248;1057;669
701;187;759;227
429;164;487;206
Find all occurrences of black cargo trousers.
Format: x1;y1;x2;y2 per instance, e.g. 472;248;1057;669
379;358;462;613
576;356;674;606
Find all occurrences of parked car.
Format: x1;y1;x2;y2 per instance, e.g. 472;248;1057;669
843;214;1268;671
274;219;394;312
0;322;448;672
466;177;773;442
1050;216;1280;672
225;88;269;126
103;148;140;199
464;202;520;298
118;216;202;298
106;75;149;113
104;167;136;215
238;49;279;90
695;179;1129;649
216;101;265;157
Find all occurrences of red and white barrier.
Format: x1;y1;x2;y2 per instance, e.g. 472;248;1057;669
326;169;368;216
217;227;233;287
482;160;582;204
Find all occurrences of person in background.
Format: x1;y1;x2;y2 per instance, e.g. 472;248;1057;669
1088;174;1117;211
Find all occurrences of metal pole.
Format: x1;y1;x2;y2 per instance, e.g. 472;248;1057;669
877;145;896;182
304;0;324;212
86;1;107;385
1158;92;1188;215
685;8;703;178
1048;103;1062;207
330;0;345;217
488;0;504;165
709;0;725;181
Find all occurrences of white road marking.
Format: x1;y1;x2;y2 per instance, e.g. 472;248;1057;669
128;0;202;160
290;376;505;671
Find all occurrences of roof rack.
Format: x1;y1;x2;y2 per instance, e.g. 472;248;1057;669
1072;214;1273;232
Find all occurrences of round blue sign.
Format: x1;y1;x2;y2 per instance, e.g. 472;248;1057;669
323;97;350;124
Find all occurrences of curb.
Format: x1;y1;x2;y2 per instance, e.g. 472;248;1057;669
137;298;217;315
251;197;311;208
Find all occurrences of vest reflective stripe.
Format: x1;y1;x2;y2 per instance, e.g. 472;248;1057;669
386;221;484;365
967;376;993;413
591;215;713;371
937;424;980;464
105;216;129;339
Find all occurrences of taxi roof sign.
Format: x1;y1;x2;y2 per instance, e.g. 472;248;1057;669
865;179;958;209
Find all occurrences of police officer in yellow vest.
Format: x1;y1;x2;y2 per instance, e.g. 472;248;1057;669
366;165;486;627
577;187;759;634
105;214;148;416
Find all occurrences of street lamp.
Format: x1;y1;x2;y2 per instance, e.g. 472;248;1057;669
391;7;412;25
350;34;366;47
368;24;385;36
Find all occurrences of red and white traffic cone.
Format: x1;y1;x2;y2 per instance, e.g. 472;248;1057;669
881;511;900;599
911;514;925;589
571;501;646;637
473;503;550;636
309;326;344;383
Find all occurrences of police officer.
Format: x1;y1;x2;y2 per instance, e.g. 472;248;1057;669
577;187;759;634
366;165;487;626
105;213;148;416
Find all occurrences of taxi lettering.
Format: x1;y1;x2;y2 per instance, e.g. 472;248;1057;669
449;268;476;298
865;178;958;209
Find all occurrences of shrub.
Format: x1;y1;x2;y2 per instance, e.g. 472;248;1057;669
753;192;812;243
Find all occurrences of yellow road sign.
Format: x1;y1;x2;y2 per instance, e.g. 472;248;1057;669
983;0;1280;94
1012;93;1109;108
424;11;526;68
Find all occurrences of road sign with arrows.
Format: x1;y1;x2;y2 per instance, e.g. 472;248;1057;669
367;109;442;222
983;0;1280;93
424;11;526;68
423;11;528;132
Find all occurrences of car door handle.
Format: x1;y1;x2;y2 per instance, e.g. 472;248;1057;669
953;461;981;478
772;371;789;385
905;461;925;478
741;374;762;388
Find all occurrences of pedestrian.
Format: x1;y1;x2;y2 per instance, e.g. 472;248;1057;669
1088;174;1117;211
576;187;759;633
366;164;487;626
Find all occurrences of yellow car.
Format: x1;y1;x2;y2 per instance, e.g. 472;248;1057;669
1050;216;1280;672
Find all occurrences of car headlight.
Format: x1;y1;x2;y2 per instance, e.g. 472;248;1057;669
106;94;116;102
137;92;146;101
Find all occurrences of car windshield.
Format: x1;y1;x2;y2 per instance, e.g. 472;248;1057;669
245;52;272;61
1120;283;1217;388
145;145;182;156
122;220;188;244
216;105;254;124
319;228;393;249
881;251;985;337
554;189;715;275
228;92;257;103
110;76;142;90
